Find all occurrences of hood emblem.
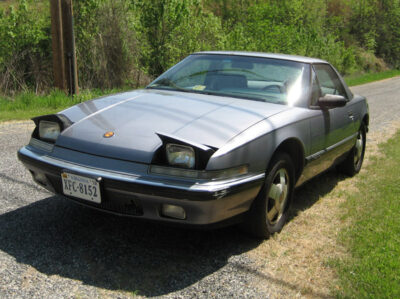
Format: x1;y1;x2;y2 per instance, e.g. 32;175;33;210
103;131;114;138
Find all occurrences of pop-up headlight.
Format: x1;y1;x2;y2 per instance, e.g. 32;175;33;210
166;144;195;169
38;121;60;142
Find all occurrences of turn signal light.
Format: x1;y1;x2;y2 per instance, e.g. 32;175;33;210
161;204;186;220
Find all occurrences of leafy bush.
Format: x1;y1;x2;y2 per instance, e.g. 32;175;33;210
0;0;51;94
224;0;357;74
74;0;149;89
135;0;225;76
346;0;400;68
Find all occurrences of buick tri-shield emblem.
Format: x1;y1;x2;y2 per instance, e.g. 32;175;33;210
103;131;114;138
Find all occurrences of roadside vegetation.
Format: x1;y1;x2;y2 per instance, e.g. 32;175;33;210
1;0;400;96
0;89;121;121
333;131;400;298
344;69;400;86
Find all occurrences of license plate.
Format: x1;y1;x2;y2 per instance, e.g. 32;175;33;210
61;172;101;203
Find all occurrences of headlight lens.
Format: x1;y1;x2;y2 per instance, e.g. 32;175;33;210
166;144;195;169
38;121;60;142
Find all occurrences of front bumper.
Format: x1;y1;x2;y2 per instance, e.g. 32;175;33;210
18;145;264;226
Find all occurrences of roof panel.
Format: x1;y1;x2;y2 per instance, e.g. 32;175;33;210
193;51;328;64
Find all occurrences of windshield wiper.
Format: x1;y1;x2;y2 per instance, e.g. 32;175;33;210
147;78;188;92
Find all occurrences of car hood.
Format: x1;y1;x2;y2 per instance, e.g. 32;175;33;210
56;89;289;163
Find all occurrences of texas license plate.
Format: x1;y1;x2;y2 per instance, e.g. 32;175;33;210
61;172;101;203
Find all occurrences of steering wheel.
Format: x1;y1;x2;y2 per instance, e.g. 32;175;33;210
262;84;284;93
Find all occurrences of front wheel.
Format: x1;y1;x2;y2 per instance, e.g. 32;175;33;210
241;153;295;239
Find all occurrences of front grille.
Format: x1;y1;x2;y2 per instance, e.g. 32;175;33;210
47;174;143;216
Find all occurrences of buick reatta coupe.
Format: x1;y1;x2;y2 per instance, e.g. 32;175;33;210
18;52;368;238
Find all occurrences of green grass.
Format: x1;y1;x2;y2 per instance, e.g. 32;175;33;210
334;131;400;298
345;69;400;86
0;89;123;122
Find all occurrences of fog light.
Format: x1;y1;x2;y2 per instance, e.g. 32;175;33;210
32;171;47;186
161;204;186;220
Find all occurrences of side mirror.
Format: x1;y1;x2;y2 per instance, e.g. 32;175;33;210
318;94;347;109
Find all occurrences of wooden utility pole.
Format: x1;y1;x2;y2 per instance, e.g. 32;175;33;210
50;0;79;95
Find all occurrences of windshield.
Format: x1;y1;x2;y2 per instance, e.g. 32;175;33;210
147;54;309;106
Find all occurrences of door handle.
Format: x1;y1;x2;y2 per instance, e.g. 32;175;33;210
348;111;355;121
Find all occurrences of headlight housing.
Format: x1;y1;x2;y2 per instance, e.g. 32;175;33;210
38;121;61;142
166;144;195;169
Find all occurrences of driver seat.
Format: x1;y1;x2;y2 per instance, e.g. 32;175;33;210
205;73;248;91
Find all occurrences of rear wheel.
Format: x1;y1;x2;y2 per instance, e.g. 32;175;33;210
241;153;295;239
338;123;366;176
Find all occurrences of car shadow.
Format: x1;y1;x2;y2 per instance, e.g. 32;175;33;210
0;195;260;296
0;169;347;297
290;169;347;220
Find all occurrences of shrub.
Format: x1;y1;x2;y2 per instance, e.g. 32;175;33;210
223;0;357;74
74;0;149;89
0;0;51;94
136;0;225;77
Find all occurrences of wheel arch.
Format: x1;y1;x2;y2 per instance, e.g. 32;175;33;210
272;138;305;182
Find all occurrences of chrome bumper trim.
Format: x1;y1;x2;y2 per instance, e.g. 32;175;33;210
19;146;265;193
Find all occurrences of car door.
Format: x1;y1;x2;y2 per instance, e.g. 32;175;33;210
302;64;356;181
314;64;356;149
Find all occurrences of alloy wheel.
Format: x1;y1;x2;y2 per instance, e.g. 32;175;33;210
354;130;364;167
266;168;289;225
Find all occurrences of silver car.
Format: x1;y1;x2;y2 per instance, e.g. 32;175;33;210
18;52;368;238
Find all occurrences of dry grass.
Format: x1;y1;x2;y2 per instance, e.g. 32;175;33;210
246;120;400;298
363;121;400;161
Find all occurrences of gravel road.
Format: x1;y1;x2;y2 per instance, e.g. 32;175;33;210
351;76;400;132
1;77;399;298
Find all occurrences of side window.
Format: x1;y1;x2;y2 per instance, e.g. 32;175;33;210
313;64;346;98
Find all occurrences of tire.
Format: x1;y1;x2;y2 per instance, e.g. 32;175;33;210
338;123;366;176
241;152;295;239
